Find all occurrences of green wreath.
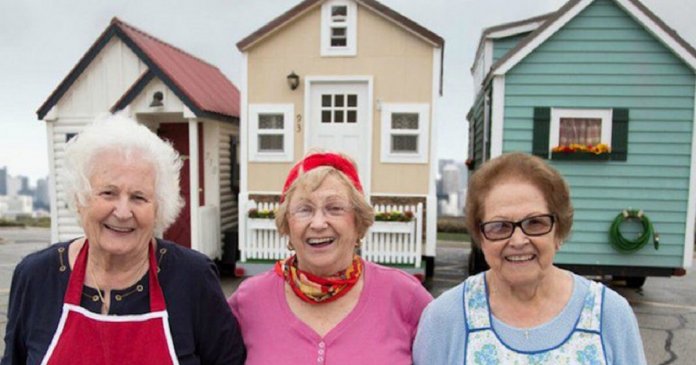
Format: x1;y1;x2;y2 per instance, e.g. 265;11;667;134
609;209;660;253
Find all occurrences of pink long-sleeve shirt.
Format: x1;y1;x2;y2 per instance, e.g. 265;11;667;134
228;260;432;365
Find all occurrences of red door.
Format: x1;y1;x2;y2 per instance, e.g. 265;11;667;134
158;123;204;248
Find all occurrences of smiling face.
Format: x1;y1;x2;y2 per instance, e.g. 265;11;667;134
78;150;157;259
286;174;358;277
480;179;560;288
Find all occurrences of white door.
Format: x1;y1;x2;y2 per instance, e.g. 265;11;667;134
308;82;370;191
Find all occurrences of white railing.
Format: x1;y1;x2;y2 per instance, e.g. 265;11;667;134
243;201;289;261
363;203;423;267
198;205;221;259
242;200;423;267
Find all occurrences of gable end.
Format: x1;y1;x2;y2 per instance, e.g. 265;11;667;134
36;26;119;119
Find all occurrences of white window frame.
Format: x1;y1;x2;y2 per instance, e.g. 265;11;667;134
320;0;357;57
249;104;294;162
380;103;430;164
549;108;612;151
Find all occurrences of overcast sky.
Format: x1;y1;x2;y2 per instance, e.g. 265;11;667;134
1;0;694;183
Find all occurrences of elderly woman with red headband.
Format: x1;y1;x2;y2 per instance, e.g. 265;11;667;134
228;151;432;364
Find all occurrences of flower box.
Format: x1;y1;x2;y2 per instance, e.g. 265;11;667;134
371;220;414;234
551;143;611;161
374;210;414;222
551;151;610;161
247;218;276;230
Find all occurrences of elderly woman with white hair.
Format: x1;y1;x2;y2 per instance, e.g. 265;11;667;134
1;114;246;365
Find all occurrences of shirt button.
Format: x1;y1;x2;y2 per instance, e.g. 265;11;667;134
318;349;325;355
317;357;324;363
318;342;325;348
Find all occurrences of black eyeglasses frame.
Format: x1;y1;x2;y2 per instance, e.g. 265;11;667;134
479;214;556;241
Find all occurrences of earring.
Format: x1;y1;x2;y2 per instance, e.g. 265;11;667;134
287;242;294;251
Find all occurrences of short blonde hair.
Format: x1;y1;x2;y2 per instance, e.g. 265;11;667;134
275;155;374;239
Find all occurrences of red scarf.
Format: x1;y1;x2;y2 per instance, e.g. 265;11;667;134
275;255;363;304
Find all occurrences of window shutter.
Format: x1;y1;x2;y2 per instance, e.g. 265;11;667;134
532;107;551;158
611;108;629;161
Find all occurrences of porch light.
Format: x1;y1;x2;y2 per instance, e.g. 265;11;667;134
286;71;300;90
149;91;164;107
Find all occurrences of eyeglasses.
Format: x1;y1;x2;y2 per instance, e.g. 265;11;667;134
479;214;555;241
288;202;353;221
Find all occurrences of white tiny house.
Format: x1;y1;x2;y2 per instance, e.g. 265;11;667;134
37;18;241;259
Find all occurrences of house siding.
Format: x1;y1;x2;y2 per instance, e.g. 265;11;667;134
53;117;93;242
245;3;435;195
468;90;488;169
219;122;239;233
500;0;695;267
492;33;531;64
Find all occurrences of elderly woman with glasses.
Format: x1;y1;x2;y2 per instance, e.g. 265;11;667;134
413;152;646;365
228;151;432;364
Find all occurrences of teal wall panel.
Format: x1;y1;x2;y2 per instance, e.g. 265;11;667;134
493;33;530;63
469;90;487;168
497;0;695;269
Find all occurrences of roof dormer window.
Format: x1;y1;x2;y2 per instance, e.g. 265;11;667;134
321;0;356;56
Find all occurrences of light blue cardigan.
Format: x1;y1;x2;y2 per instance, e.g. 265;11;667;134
413;273;646;365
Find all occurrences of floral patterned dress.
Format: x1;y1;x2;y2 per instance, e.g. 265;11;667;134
464;273;607;365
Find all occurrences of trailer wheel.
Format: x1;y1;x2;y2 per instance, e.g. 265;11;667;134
468;245;489;276
625;276;647;289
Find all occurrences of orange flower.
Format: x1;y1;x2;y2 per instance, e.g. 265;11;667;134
552;143;611;155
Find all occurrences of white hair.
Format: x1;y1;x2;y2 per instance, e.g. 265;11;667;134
62;113;184;234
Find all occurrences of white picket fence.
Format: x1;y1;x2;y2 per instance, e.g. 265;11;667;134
363;203;423;267
241;200;424;267
244;201;290;261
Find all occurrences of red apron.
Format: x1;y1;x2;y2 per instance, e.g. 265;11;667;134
41;241;178;365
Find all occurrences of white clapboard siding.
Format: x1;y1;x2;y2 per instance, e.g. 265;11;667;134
52;118;92;242
241;201;424;268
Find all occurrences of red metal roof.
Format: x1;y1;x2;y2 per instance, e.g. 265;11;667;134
38;17;239;121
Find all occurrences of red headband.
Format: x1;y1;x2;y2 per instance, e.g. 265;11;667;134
280;152;363;203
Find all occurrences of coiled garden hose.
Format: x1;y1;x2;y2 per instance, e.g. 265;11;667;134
609;209;659;253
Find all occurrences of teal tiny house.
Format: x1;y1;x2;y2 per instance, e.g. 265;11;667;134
467;0;696;286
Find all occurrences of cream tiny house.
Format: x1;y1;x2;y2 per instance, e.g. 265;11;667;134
236;0;444;277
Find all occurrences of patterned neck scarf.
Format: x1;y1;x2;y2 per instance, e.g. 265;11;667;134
275;254;363;304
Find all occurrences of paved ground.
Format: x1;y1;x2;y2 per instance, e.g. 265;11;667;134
1;227;695;364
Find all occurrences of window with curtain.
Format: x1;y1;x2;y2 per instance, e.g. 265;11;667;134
549;108;613;151
533;107;629;161
559;117;602;146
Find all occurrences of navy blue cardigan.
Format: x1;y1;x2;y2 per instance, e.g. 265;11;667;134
1;239;245;365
